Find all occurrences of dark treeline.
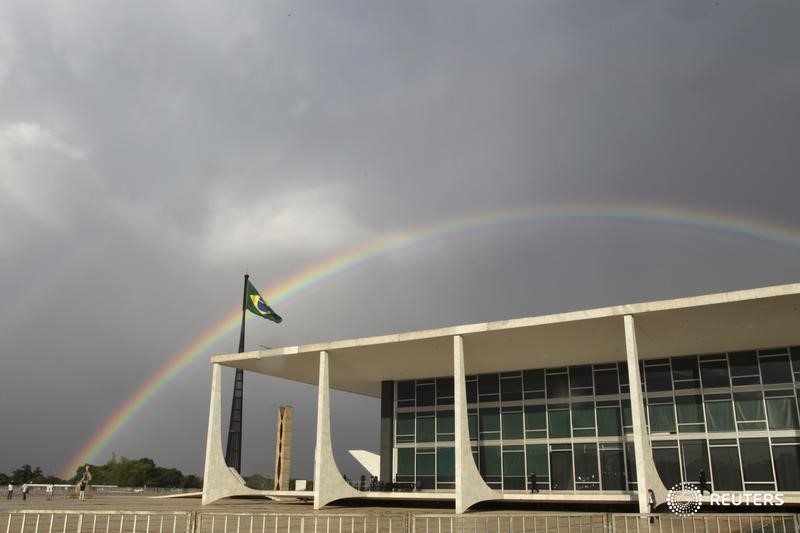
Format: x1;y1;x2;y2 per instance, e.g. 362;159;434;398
0;465;62;485
2;457;202;488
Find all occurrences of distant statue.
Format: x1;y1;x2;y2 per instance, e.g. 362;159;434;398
81;464;92;483
75;465;92;499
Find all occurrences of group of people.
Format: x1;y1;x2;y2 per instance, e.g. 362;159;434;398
6;483;43;500
5;482;88;501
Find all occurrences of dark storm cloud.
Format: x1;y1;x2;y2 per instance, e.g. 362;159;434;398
1;0;799;480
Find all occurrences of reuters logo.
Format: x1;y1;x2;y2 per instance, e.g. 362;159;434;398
667;483;702;516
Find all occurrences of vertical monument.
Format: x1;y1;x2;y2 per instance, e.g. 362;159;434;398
273;405;293;490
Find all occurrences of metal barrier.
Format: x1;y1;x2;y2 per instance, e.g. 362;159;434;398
610;513;798;533
194;513;407;533
411;513;607;533
2;510;193;533
3;510;799;533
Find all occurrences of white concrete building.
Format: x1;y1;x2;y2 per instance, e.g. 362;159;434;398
202;283;800;513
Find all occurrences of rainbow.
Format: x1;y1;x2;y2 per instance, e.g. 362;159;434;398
59;202;800;478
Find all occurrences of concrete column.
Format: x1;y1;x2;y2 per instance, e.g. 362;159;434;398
273;406;293;490
379;380;394;483
454;335;497;514
623;315;668;513
202;364;259;504
313;350;360;509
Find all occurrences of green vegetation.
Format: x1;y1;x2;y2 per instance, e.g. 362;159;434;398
243;473;274;490
66;456;202;488
0;457;202;488
0;464;62;485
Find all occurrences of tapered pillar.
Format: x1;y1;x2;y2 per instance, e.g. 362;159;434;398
624;315;668;513
454;335;497;513
313;351;360;509
274;406;293;490
202;364;259;504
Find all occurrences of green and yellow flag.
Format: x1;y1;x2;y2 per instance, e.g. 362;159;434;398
245;280;282;323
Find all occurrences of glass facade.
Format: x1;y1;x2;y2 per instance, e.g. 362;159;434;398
394;345;800;492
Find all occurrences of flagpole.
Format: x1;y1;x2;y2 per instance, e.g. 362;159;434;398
225;273;249;472
238;273;249;353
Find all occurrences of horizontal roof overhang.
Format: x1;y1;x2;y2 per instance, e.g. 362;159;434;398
212;283;800;398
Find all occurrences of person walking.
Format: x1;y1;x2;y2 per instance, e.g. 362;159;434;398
699;468;711;495
529;472;539;493
79;481;86;501
6;483;12;500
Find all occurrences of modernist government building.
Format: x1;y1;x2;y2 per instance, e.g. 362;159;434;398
202;283;800;513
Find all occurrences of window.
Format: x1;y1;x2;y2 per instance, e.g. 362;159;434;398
548;405;570;438
550;448;573;490
765;392;800;430
652;443;681;490
569;365;593;396
648;401;676;433
700;357;729;388
672;355;700;390
502;446;525;489
501;408;523;440
524;404;547;439
573;443;599;490
479;408;500;440
526;444;549;489
436;447;455;484
500;373;522;401
600;445;625;490
594;367;619;395
772;444;800;491
436;377;454;405
676;395;704;432
597;404;623;436
479;446;502;486
681;440;709;484
415;448;435;489
397;380;415;407
729;350;760;386
468;409;478;440
621;400;633;434
478;373;500;402
645;360;672;392
546;370;569;399
523;369;545;399
396;412;415;443
416;414;435;443
704;396;735;432
759;351;793;384
734;392;766;431
397;448;414;478
740;438;774;490
625;442;638;489
416;382;435;407
571;402;595;437
466;377;478;404
436;410;454;442
709;444;742;491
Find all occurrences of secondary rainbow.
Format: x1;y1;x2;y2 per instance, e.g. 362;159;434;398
60;202;800;478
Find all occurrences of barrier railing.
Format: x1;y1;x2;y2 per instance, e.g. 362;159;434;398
3;510;799;533
610;513;798;533
2;510;192;533
194;512;407;533
411;512;607;533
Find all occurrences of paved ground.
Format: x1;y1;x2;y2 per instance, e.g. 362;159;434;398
0;491;447;515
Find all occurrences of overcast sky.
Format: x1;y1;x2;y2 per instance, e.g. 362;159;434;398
1;0;799;482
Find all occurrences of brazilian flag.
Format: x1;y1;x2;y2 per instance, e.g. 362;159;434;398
246;280;282;323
